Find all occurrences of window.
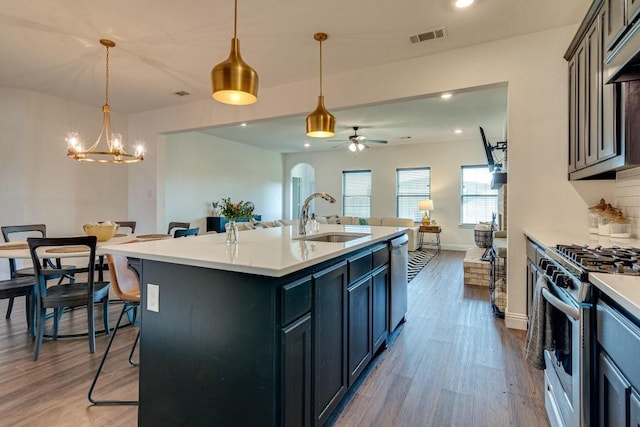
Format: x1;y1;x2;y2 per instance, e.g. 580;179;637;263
342;170;371;217
461;165;498;225
396;168;430;222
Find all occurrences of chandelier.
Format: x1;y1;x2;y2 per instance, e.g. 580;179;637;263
66;39;144;164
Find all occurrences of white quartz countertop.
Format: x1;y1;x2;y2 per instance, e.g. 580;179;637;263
103;224;406;277
524;228;640;319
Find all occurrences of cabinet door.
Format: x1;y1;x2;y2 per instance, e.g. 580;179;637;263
282;314;312;427
372;266;389;352
630;388;640;427
629;0;640;24
575;42;587;170
600;8;619;161
313;261;348;427
599;352;630;427
605;0;627;50
568;55;578;172
586;20;600;166
347;276;372;387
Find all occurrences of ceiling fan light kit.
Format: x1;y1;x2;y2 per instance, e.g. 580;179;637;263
211;0;259;105
66;39;145;164
306;32;335;138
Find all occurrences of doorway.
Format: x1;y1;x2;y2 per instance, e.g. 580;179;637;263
290;163;315;219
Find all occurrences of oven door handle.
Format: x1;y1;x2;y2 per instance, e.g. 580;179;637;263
541;288;580;320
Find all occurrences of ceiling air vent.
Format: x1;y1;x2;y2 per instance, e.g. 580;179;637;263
409;27;447;44
173;90;190;96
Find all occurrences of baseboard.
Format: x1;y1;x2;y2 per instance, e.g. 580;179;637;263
505;311;528;330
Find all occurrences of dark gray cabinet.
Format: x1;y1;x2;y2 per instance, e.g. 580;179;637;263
313;261;348;427
604;0;627;50
629;0;640;24
372;265;389;352
596;299;640;426
347;276;373;387
282;314;312;427
598;352;629;426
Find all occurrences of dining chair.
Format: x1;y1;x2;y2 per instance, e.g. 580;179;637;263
167;221;190;237
1;224;72;322
173;227;199;238
88;253;140;406
0;276;36;333
27;236;111;361
114;221;136;234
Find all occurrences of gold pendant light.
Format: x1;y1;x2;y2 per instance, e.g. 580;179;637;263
66;39;144;163
306;32;335;138
211;0;258;105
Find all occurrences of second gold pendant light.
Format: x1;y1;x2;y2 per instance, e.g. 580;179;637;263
306;32;335;138
211;0;258;105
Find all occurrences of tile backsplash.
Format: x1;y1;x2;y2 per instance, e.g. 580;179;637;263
615;167;640;239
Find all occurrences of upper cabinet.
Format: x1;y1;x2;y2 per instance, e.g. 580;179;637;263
603;0;627;50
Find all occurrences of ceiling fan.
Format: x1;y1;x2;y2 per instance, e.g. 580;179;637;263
329;126;388;151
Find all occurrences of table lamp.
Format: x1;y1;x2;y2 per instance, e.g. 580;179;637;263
418;200;434;226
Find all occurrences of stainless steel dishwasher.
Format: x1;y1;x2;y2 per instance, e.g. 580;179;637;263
389;233;409;332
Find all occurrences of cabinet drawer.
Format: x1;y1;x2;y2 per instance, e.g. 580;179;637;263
372;244;389;270
525;238;543;266
348;250;372;284
281;276;312;326
597;301;640;390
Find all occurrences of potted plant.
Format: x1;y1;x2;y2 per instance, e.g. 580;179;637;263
219;197;255;244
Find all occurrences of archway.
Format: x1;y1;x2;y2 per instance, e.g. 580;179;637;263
290;163;315;219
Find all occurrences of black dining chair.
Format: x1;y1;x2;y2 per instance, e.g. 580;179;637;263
28;236;111;361
1;224;72;323
114;221;136;234
88;253;140;406
173;227;199;238
167;221;190;237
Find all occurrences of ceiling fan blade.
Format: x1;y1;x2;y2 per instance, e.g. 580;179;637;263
366;139;388;144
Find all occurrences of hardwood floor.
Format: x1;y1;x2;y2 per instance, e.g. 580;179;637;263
0;250;547;426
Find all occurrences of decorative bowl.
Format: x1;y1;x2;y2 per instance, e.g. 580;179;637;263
83;223;118;242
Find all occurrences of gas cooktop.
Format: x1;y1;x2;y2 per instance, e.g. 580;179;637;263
554;244;640;276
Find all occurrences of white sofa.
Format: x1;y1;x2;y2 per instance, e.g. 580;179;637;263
252;216;420;251
336;216;419;251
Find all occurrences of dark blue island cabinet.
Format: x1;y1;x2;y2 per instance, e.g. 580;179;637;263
137;241;395;427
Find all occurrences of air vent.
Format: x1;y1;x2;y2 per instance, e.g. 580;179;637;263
173;90;190;96
409;27;447;44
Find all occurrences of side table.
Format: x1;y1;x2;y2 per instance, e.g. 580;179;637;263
418;225;441;253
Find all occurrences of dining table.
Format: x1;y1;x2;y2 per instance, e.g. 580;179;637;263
0;233;172;280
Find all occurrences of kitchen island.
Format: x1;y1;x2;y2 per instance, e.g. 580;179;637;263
104;224;408;427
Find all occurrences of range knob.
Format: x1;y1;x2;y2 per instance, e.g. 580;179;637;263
545;264;557;276
539;259;550;270
554;273;567;288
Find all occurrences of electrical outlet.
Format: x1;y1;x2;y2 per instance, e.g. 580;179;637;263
147;283;159;312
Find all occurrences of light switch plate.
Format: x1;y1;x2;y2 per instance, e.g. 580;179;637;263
147;283;159;312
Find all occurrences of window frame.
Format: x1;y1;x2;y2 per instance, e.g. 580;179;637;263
395;167;431;222
460;165;499;226
342;169;372;217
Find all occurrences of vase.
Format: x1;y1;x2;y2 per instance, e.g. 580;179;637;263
225;220;239;245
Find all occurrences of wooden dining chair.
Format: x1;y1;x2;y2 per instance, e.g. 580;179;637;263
114;221;136;234
27;236;111;361
167;221;190;237
173;227;199;238
88;253;140;406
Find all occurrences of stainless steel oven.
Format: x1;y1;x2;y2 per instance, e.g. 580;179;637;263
539;250;593;427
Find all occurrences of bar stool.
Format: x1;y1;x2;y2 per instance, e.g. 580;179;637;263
88;253;140;405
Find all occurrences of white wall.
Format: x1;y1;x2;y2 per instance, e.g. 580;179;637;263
0;88;130;279
615;167;640;236
124;25;616;330
164;132;284;232
285;137;487;250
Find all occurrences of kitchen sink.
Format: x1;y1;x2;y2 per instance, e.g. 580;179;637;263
293;232;371;243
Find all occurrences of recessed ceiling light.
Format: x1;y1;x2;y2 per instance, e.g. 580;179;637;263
454;129;463;134
240;123;247;127
440;93;452;99
304;143;311;148
454;0;474;8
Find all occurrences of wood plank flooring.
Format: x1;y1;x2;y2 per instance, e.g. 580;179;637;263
0;250;548;426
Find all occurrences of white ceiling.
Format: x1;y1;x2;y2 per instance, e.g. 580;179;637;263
0;0;589;152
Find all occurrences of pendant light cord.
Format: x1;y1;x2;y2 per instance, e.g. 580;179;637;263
105;44;110;105
319;39;323;96
234;0;238;39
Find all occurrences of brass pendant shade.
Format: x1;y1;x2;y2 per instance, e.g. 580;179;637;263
306;32;335;138
211;0;258;105
306;95;335;138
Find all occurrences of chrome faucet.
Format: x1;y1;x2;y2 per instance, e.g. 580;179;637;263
299;192;336;235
